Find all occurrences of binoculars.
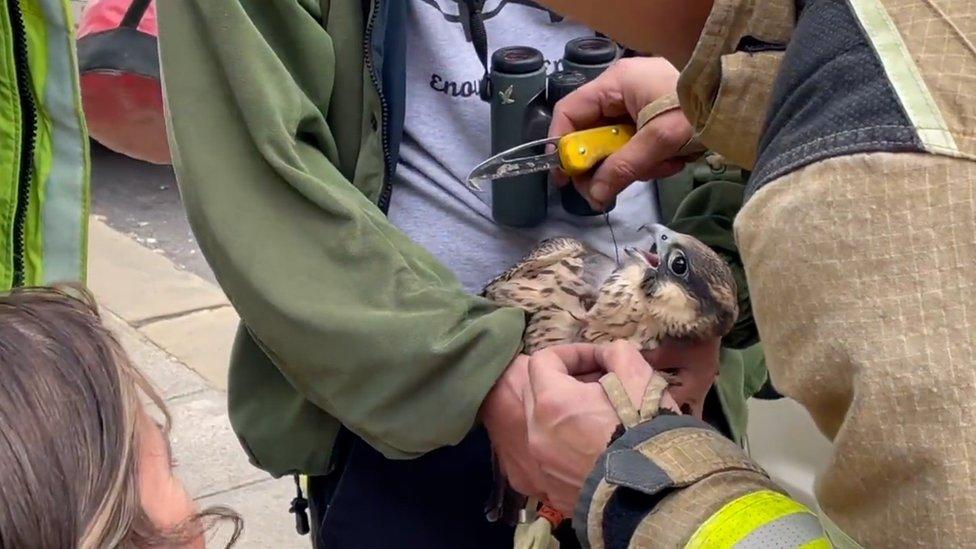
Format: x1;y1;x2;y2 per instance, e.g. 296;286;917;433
489;37;620;227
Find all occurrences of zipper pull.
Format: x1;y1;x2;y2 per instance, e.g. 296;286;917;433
289;474;310;535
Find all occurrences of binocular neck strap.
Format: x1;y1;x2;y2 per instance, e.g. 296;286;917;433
461;0;493;101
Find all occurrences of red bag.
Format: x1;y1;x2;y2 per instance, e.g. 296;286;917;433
77;0;170;164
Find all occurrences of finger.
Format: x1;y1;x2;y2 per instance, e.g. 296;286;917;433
574;371;605;383
526;348;594;416
530;343;602;377
587;111;693;207
567;172;597;207
596;341;654;408
552;167;571;188
548;75;628;140
645;336;721;374
570;172;618;213
569;161;683;213
659;391;681;414
523;377;538;454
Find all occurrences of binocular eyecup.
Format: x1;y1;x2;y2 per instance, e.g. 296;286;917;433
488;37;619;228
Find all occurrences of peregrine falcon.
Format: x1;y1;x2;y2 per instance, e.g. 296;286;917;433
481;223;739;524
483;223;738;353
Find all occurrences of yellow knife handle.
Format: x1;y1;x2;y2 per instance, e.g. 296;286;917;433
557;124;636;177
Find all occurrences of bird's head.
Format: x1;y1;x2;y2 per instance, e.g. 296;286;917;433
623;224;738;340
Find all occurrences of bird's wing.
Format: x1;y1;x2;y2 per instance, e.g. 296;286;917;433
483;237;592;313
482;237;610;352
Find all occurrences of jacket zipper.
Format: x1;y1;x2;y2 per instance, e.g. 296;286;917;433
363;0;393;214
6;0;37;287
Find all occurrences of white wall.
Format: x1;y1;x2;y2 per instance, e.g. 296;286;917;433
746;397;833;510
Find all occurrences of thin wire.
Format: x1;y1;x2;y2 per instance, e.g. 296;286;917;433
605;212;620;267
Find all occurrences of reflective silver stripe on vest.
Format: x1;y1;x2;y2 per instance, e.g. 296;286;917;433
39;0;89;284
733;511;825;549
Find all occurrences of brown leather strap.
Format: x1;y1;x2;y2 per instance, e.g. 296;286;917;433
636;92;682;129
639;373;670;422
600;371;674;427
636;92;708;159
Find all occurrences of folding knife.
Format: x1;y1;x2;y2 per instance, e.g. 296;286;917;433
466;124;635;190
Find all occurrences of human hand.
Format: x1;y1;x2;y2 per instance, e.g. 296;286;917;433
549;57;694;210
522;342;678;514
480;353;554;502
644;336;721;418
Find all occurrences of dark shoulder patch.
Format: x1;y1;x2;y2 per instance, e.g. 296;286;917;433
748;0;924;197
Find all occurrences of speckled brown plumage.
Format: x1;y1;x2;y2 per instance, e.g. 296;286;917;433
483;226;738;353
481;225;738;525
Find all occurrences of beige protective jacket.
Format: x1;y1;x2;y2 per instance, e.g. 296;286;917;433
677;0;976;546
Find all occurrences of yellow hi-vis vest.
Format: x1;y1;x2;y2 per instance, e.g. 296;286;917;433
0;0;88;289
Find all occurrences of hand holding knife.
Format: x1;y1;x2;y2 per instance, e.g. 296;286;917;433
467;124;636;191
467;123;705;193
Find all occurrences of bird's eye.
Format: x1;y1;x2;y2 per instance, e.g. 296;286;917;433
669;253;688;276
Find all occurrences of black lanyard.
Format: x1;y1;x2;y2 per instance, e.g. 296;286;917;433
459;0;493;101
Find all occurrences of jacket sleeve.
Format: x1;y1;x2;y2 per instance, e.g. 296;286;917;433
676;0;797;169
157;1;525;458
575;414;829;548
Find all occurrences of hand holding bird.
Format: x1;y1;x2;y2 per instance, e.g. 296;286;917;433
481;223;738;524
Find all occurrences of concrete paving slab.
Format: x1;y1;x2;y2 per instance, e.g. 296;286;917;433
89;218;228;323
167;389;267;499
197;478;307;549
102;309;208;401
90;144;216;284
140;306;239;391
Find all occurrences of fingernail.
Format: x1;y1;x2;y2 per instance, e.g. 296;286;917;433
591;183;611;203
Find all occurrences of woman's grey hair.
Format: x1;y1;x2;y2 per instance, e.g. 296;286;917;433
0;286;243;548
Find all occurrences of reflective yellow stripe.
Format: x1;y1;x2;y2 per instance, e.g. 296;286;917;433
847;0;958;155
685;490;813;548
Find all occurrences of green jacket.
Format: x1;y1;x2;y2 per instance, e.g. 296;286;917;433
0;0;89;288
159;1;766;477
159;1;525;476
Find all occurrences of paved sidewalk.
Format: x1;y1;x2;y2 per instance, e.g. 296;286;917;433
90;217;306;548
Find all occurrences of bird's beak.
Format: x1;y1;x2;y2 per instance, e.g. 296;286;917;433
634;223;671;269
638;223;666;238
625;247;660;269
640;223;674;263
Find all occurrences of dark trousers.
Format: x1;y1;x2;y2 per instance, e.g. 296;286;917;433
308;427;515;548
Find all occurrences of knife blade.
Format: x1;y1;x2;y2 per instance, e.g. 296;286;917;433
466;124;636;191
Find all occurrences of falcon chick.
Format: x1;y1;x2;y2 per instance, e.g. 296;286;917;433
483;223;738;353
481;223;738;524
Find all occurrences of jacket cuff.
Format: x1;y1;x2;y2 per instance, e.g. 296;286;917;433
574;414;775;548
677;0;796;169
